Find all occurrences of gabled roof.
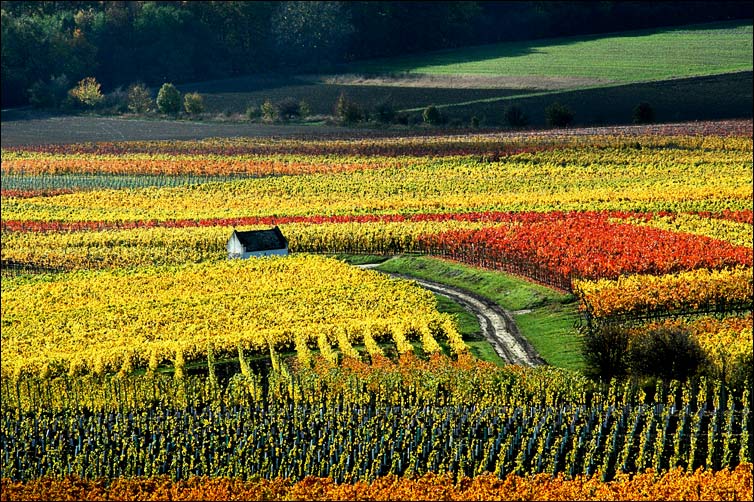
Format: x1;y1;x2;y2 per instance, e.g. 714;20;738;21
231;226;288;252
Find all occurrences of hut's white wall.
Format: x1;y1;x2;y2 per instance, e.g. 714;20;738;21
227;234;288;259
227;234;245;258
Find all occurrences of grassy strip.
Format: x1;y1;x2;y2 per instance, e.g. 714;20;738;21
376;256;584;371
330;254;391;266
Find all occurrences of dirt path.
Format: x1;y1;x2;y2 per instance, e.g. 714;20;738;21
359;262;546;366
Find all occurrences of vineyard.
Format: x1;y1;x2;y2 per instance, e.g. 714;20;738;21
1;120;752;500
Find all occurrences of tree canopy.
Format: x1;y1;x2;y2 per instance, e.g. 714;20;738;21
2;1;751;106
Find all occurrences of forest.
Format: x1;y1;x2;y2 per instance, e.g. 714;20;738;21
2;0;752;107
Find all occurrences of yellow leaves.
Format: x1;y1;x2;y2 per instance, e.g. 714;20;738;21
618;213;753;247
317;331;338;366
1;255;450;380
336;326;360;360
3;141;751;223
361;325;385;358
574;267;753;318
391;325;414;355
442;317;469;356
420;325;442;355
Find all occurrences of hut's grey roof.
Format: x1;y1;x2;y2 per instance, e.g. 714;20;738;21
232;226;288;252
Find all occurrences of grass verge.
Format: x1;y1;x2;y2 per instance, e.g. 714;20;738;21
375;255;584;371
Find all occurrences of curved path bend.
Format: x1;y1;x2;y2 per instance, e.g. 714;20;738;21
359;263;546;366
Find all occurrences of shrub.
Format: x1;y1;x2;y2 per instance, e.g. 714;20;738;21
68;77;104;108
261;99;277;122
633;102;655;124
28;74;70;109
156;83;181;115
102;86;129;113
373;99;395;124
276;97;300;121
127;83;152;113
299;100;311;118
334;92;363;124
394;112;409;126
245;104;261;121
545;101;574;127
183;92;205;115
504;105;528;127
627;326;707;381
422;105;442;125
581;324;630;381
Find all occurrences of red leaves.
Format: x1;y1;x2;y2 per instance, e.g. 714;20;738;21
419;212;753;286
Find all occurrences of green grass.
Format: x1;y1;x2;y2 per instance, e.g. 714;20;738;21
329;254;392;266
350;21;752;82
375;256;584;371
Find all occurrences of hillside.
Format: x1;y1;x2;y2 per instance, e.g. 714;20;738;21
173;21;752;127
347;21;752;82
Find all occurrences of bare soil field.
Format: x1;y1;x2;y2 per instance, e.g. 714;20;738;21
0;110;408;147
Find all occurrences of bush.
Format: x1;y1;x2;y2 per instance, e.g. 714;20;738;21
28;74;70;109
156;83;181;115
299;100;311;118
627;326;707;381
334;92;363;124
245;104;261;121
127;83;152;113
68;77;104;109
276;97;300;121
183;92;205;115
545;101;574;127
581;324;630;381
633;102;655;124
102;86;129;113
422;105;442;125
373;99;395;124
261;99;277;122
504;105;528;127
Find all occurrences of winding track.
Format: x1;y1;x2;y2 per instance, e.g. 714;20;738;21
359;262;546;366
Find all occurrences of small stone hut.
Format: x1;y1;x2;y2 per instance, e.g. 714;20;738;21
226;226;289;259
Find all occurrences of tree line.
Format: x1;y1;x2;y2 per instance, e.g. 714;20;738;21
2;1;751;107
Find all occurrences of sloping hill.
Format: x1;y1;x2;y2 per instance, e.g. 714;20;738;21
347;21;752;82
170;21;752;127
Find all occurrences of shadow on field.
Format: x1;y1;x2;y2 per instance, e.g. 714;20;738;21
445;71;754;126
2;72;751;146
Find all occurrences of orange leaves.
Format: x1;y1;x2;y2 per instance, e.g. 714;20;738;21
3;465;752;501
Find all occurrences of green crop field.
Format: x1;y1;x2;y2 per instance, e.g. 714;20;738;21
349;22;753;83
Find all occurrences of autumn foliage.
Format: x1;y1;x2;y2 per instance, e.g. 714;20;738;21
2;465;752;501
